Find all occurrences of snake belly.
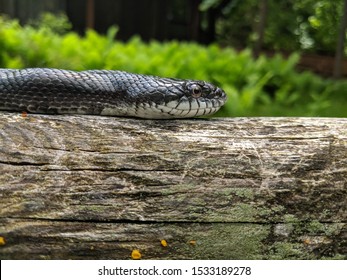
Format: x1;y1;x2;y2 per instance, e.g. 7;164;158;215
0;68;227;119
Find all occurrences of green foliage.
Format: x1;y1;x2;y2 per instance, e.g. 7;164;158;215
0;14;346;117
207;0;344;55
293;0;343;54
28;12;72;35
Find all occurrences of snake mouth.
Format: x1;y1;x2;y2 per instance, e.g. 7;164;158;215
153;86;227;119
116;88;227;119
150;87;227;119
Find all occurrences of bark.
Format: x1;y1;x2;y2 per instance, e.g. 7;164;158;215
253;0;268;58
0;113;346;259
86;0;95;29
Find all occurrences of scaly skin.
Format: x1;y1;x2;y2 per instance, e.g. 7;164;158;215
0;68;227;119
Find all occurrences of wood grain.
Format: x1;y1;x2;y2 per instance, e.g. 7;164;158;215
0;113;346;259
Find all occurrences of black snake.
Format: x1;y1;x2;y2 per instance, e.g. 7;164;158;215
0;68;227;119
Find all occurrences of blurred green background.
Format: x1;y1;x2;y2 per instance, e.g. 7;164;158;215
0;0;346;117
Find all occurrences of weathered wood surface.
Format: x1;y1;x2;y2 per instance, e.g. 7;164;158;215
0;112;346;259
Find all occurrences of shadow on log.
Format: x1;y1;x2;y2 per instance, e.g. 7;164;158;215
0;113;346;259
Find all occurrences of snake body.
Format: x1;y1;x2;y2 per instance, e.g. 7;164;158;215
0;68;227;119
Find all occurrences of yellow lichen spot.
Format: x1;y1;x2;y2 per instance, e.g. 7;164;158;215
0;236;6;246
131;249;141;260
303;239;311;245
189;240;196;246
161;239;168;247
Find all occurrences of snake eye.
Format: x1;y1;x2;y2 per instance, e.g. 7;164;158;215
191;84;202;98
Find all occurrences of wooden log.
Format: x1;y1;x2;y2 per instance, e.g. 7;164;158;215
0;112;346;259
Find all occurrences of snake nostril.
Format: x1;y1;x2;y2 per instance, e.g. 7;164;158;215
215;88;223;97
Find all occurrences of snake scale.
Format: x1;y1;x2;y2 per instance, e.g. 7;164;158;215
0;68;227;119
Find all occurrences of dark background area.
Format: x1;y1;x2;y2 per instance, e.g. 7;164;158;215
0;0;203;42
0;0;346;78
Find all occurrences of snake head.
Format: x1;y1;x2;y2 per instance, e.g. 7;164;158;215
151;79;227;119
109;71;227;119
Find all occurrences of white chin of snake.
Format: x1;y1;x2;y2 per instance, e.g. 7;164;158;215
100;99;221;119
